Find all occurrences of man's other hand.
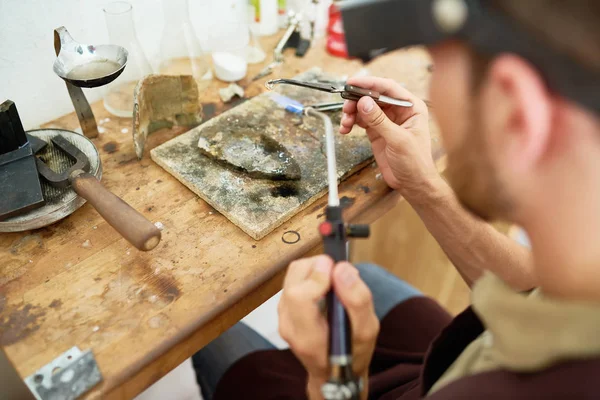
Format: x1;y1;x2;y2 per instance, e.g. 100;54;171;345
278;256;379;397
339;76;439;203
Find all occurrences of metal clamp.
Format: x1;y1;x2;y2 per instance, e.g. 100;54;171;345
251;12;303;81
24;347;102;400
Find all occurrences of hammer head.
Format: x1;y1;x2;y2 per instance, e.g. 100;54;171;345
35;135;90;188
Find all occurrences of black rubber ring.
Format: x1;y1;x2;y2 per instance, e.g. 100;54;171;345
282;230;301;244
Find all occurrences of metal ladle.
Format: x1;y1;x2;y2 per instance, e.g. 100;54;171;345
52;26;128;138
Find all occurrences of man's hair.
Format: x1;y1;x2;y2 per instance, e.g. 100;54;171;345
470;0;600;114
491;0;600;73
469;0;600;137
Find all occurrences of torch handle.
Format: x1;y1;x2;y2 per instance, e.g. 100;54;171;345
322;206;352;359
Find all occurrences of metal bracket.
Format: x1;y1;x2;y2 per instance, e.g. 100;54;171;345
53;28;99;139
24;347;102;400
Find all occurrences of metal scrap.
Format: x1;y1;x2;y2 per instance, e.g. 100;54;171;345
218;83;245;103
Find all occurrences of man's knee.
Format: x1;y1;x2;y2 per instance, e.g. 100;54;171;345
355;263;406;288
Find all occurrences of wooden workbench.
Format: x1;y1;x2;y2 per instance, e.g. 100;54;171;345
0;35;439;399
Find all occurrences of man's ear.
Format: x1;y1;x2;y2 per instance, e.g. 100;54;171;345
483;54;552;172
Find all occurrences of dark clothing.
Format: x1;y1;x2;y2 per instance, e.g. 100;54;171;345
194;263;422;399
213;297;450;399
213;297;600;399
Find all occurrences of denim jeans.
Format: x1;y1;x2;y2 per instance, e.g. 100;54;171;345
192;263;421;400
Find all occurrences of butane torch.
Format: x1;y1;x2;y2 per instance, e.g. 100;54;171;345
265;90;371;399
305;108;370;400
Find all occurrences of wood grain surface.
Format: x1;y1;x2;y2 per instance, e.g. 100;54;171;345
0;34;439;399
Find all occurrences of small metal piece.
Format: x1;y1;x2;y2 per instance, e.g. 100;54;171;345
330;355;352;365
346;224;370;238
321;378;363;400
251;12;302;81
62;81;99;139
308;102;345;112
282;230;301;244
273;12;302;62
35;135;90;188
377;95;414;108
267;78;340;93
26;134;48;154
24;347;102;400
252;60;282;82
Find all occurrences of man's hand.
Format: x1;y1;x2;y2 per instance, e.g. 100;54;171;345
339;76;439;203
278;256;379;399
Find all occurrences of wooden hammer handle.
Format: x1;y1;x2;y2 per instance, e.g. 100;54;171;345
71;171;161;251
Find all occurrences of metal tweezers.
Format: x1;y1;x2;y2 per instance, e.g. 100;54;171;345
307;101;345;112
266;78;413;108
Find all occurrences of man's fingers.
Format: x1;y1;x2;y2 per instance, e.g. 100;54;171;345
355;114;369;130
284;255;331;289
343;100;357;114
333;262;380;343
356;97;405;146
339;112;357;134
347;76;408;98
284;256;333;302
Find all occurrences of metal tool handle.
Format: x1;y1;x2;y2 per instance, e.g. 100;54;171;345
323;206;353;358
320;205;369;400
345;85;381;99
70;171;161;251
274;13;302;61
54;28;98;139
341;85;381;103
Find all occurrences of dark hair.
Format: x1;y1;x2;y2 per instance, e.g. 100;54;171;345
469;0;600;99
491;0;600;73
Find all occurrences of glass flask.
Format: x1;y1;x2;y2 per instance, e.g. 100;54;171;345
247;5;266;64
210;22;249;82
158;0;211;86
103;1;153;118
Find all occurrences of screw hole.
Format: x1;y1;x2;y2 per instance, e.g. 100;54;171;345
34;374;44;384
67;355;72;360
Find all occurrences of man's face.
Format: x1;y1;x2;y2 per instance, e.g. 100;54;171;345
428;42;513;220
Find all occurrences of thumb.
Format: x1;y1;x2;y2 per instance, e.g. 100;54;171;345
333;262;376;329
357;97;400;144
298;256;334;301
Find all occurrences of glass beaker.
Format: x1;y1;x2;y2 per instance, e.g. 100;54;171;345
247;5;266;64
157;0;211;87
103;1;153;118
210;22;250;82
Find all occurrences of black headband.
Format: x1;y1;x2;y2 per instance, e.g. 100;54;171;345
341;0;599;114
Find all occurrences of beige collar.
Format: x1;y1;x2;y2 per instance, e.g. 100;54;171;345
472;273;600;371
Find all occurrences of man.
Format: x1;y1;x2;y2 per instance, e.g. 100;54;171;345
193;0;600;398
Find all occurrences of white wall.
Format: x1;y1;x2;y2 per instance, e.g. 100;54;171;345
0;0;243;129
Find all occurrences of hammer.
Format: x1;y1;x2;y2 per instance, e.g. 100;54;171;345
35;135;161;251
